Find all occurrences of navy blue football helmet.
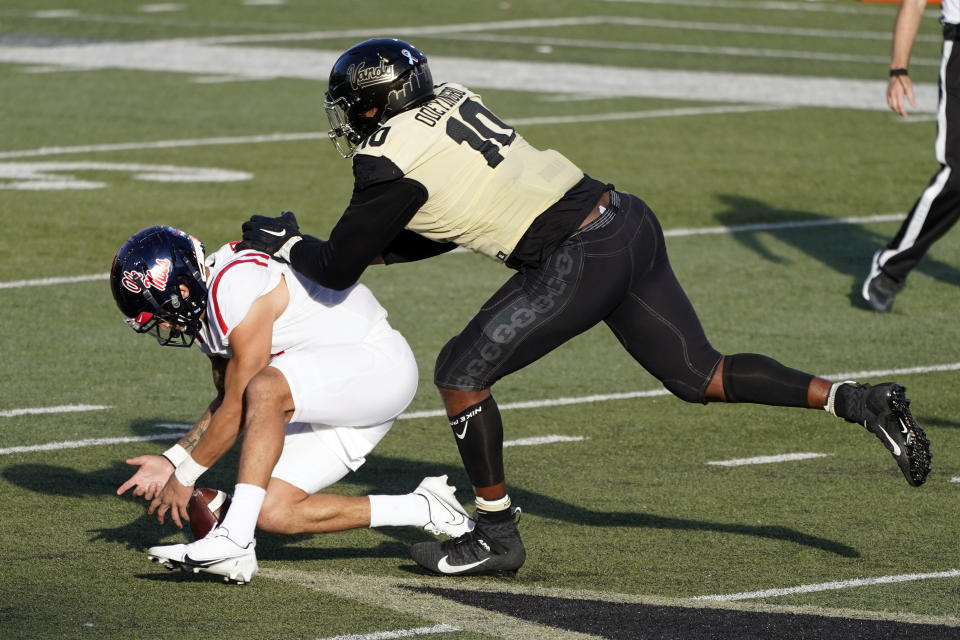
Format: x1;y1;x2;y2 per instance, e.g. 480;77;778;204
110;226;207;347
324;38;434;157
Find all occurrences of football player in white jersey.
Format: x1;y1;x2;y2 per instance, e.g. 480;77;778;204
862;0;960;310
111;226;473;584
240;39;932;577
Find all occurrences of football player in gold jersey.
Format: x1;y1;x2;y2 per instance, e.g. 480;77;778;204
240;39;931;577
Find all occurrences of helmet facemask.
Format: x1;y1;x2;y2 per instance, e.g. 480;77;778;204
324;93;362;158
124;280;204;347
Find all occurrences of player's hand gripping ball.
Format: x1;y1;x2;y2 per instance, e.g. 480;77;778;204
187;487;232;540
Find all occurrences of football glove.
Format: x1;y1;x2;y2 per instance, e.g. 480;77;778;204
237;211;302;263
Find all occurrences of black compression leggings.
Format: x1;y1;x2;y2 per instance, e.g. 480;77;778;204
435;192;722;402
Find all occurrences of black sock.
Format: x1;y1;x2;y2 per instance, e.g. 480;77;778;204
448;396;504;489
722;353;813;407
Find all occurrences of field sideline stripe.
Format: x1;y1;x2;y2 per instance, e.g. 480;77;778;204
692;569;960;601
0;212;906;291
316;623;462;640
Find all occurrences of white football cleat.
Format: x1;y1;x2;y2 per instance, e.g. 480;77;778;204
413;475;475;538
147;526;258;585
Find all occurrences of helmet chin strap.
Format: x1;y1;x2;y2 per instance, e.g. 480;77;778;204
189;235;208;283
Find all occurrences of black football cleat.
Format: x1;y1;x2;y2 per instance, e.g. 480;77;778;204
410;508;525;577
861;252;901;312
853;383;932;487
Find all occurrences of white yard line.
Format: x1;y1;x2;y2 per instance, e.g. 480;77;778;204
708;452;830;467
0;404;111;418
0;131;328;160
0;433;181;455
0;105;783;161
315;625;462;640
0;273;110;288
600;0;916;15
6;13;929;44
662;213;906;238
4;361;958;454
0;211;907;291
0;430;579;456
692;569;960;601
421;32;936;67
503;435;586;448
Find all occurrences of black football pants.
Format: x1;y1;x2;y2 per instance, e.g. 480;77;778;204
435;190;723;403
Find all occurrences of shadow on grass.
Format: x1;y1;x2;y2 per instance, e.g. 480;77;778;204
2;451;858;559
711;194;960;307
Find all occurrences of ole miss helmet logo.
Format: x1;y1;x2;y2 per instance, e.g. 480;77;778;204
121;257;172;293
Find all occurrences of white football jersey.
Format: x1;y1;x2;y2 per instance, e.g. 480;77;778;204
196;243;389;358
355;83;584;262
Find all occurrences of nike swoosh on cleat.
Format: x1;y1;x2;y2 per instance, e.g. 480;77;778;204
182;554;227;568
442;511;466;526
261;228;287;237
436;555;490;574
878;427;902;457
898;417;913;444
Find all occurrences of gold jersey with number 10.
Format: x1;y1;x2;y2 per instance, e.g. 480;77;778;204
354;83;584;263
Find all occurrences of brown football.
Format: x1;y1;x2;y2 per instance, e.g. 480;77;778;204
187;487;231;541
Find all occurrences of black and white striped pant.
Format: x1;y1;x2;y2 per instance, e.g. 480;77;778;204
879;22;960;281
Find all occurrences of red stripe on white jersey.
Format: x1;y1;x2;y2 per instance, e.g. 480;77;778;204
210;255;270;335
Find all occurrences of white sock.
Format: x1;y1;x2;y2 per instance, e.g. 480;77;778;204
368;494;430;528
218;483;266;546
824;380;855;417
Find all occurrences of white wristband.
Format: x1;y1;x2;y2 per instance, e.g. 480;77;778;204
162;444;189;468
173;454;209;487
275;235;302;263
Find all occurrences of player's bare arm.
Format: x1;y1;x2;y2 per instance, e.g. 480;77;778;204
149;278;288;528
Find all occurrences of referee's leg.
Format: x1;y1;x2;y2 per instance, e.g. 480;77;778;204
865;31;960;309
